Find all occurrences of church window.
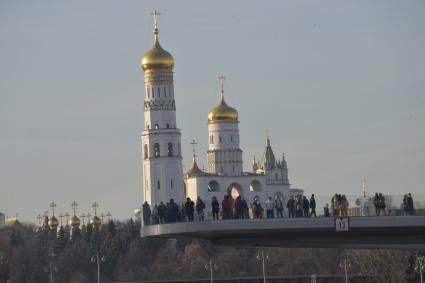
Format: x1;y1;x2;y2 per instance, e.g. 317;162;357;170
158;87;160;97
154;143;160;157
144;144;148;159
152;88;155;98
146;123;150;130
219;136;222;143
155;124;159;130
157;180;160;190
171;179;174;189
208;180;220;192
166;123;170;128
164;86;166;97
230;136;234;143
168;142;174;156
178;142;181;156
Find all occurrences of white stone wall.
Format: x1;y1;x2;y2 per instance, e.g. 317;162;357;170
207;122;243;175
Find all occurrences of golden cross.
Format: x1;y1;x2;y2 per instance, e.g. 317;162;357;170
190;139;198;156
92;202;99;215
49;201;57;216
218;75;225;94
71;201;78;216
150;10;160;29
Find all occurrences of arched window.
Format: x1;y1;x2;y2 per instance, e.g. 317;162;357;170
146;123;150;130
166;123;170;128
249;180;262;192
152;88;155;98
157;180;160;190
154;124;159;130
230;136;234;143
154;143;160;157
144;144;148;159
171;179;174;189
208;180;220;192
178;142;181;156
219;135;222;143
168;142;174;157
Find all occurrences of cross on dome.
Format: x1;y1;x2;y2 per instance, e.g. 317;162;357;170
190;139;198;157
150;10;160;30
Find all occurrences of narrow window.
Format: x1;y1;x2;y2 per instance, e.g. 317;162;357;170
219;136;222;143
146;123;150;130
158;87;160;97
168;142;174;157
166;123;170;128
144;144;148;159
171;179;174;189
231;136;234;143
152;88;155;98
155;124;159;130
154;143;160;157
157;180;160;190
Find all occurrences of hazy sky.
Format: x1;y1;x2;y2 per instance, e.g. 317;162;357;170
1;1;424;222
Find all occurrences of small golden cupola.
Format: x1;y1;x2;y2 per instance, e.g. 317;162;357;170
69;201;80;228
48;202;59;229
208;75;238;124
90;202;102;228
141;10;174;72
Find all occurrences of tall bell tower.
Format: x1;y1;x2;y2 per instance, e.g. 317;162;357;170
141;11;184;206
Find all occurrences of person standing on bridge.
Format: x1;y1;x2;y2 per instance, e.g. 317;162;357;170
196;196;206;221
373;193;380;216
286;196;295;218
240;197;249;219
407;193;415;215
310;194;317;217
378;193;386;216
158;202;166;224
275;196;284;218
211;196;220;220
185;197;195;222
265;196;274;218
324;203;330;217
142;201;151;226
221;195;232;220
302;196;310;217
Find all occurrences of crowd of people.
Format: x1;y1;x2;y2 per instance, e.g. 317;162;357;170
142;194;320;226
141;192;417;225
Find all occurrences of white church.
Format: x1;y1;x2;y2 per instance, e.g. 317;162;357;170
140;12;303;216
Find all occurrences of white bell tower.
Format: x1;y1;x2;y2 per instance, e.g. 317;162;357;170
140;11;184;206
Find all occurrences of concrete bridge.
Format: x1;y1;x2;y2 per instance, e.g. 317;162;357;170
141;216;425;250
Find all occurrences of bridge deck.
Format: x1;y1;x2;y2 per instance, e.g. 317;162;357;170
141;216;425;250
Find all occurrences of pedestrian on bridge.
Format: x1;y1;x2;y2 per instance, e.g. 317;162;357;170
265;196;275;218
275;196;284;218
310;194;317;217
196;196;206;221
185;198;195;222
211;196;220;220
286;196;295;218
302;196;310;217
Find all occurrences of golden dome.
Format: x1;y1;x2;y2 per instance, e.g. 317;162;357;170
208;93;238;124
69;216;80;227
141;29;174;71
48;216;59;229
90;215;102;227
184;155;205;178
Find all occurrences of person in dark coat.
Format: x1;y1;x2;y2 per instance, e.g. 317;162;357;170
309;194;317;217
211;196;220;220
185;197;195;221
302;196;310;217
275;196;284;218
324;203;330;217
142;201;151;225
166;199;179;223
373;193;379;216
286;196;295;218
157;202;166;224
407;193;414;215
240;197;249;219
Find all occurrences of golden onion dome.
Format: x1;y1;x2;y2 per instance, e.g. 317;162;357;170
48;216;59;229
69;216;80;227
90;215;102;227
141;28;174;71
208;93;238;124
184;155;205;178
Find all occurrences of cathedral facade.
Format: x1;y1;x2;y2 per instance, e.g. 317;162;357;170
140;13;302;216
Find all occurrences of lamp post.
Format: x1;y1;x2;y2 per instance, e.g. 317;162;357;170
91;253;106;283
415;255;425;283
339;257;351;283
204;259;217;283
256;249;270;283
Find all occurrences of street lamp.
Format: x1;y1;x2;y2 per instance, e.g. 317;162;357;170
204;259;218;283
91;253;106;283
256;249;270;283
415;255;425;283
339;257;351;283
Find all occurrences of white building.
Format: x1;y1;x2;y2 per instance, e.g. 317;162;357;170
140;13;302;214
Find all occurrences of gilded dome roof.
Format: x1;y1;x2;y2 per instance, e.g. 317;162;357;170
184;155;205;178
141;29;174;71
69;215;80;227
208;93;238;124
48;216;59;229
90;215;102;227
